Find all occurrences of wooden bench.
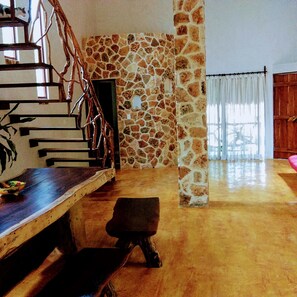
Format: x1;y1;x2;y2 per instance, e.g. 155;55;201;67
0;222;58;296
106;197;162;268
36;247;132;297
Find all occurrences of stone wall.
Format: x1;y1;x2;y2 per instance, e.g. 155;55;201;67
82;33;177;169
173;0;209;206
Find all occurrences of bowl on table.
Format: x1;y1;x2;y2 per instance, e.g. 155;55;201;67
0;181;26;197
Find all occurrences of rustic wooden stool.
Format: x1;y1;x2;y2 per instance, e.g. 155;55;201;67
106;197;162;268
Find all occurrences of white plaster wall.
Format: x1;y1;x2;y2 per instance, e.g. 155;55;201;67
59;0;97;39
205;0;297;158
93;0;174;34
58;0;175;36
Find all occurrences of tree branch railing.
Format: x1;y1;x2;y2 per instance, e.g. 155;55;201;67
28;0;114;168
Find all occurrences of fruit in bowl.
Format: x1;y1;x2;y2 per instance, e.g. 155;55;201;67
0;181;26;196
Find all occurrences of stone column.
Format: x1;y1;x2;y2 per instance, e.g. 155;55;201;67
173;0;208;206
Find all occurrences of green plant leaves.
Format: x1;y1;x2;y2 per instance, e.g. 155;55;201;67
0;104;35;174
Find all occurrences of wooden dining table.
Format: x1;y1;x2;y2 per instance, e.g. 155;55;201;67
0;167;115;295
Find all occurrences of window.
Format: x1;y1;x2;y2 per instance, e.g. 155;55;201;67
207;73;266;160
31;0;48;98
1;0;18;63
0;0;48;97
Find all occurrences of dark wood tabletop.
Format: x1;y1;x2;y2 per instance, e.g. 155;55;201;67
0;167;115;259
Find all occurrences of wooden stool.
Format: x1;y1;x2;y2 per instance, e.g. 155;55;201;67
106;197;162;268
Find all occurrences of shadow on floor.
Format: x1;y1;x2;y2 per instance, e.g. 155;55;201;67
279;173;297;195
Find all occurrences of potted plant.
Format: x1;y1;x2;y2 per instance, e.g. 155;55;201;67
0;103;35;174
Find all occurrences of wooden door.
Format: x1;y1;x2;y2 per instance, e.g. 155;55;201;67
274;72;297;158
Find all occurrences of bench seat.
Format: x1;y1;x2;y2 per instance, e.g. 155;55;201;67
36;248;131;297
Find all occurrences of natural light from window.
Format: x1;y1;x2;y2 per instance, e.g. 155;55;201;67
1;0;47;98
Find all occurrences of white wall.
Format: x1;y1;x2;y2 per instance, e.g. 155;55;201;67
57;0;175;36
93;0;174;34
59;0;97;40
205;0;297;158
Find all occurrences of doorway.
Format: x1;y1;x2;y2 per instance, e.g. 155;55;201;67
273;72;297;158
92;79;120;169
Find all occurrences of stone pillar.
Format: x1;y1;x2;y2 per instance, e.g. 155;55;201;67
173;0;209;206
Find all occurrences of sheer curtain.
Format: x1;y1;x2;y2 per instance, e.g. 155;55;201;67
207;73;266;160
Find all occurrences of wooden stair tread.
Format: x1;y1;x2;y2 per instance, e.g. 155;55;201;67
0;43;40;51
0;63;53;71
0;17;28;27
47;157;97;161
30;138;90;148
0;82;61;88
0;99;70;109
11;114;78;125
30;138;90;142
39;148;91;152
20;127;79;131
46;157;101;167
1;99;68;103
0;99;70;110
38;148;94;157
20;126;81;136
11;113;77;117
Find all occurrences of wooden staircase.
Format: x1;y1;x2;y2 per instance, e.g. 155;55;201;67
8;111;102;168
0;1;111;169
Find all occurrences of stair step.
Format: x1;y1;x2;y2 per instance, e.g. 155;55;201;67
10;113;77;123
0;17;28;27
20;126;80;136
0;82;61;88
46;157;100;167
29;138;91;147
0;99;70;110
0;63;53;71
0;43;40;51
2;99;66;103
39;148;94;157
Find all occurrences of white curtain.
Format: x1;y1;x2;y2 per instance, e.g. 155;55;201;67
207;73;266;160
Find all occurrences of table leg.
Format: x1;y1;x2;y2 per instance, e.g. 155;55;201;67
52;199;87;254
68;199;87;250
